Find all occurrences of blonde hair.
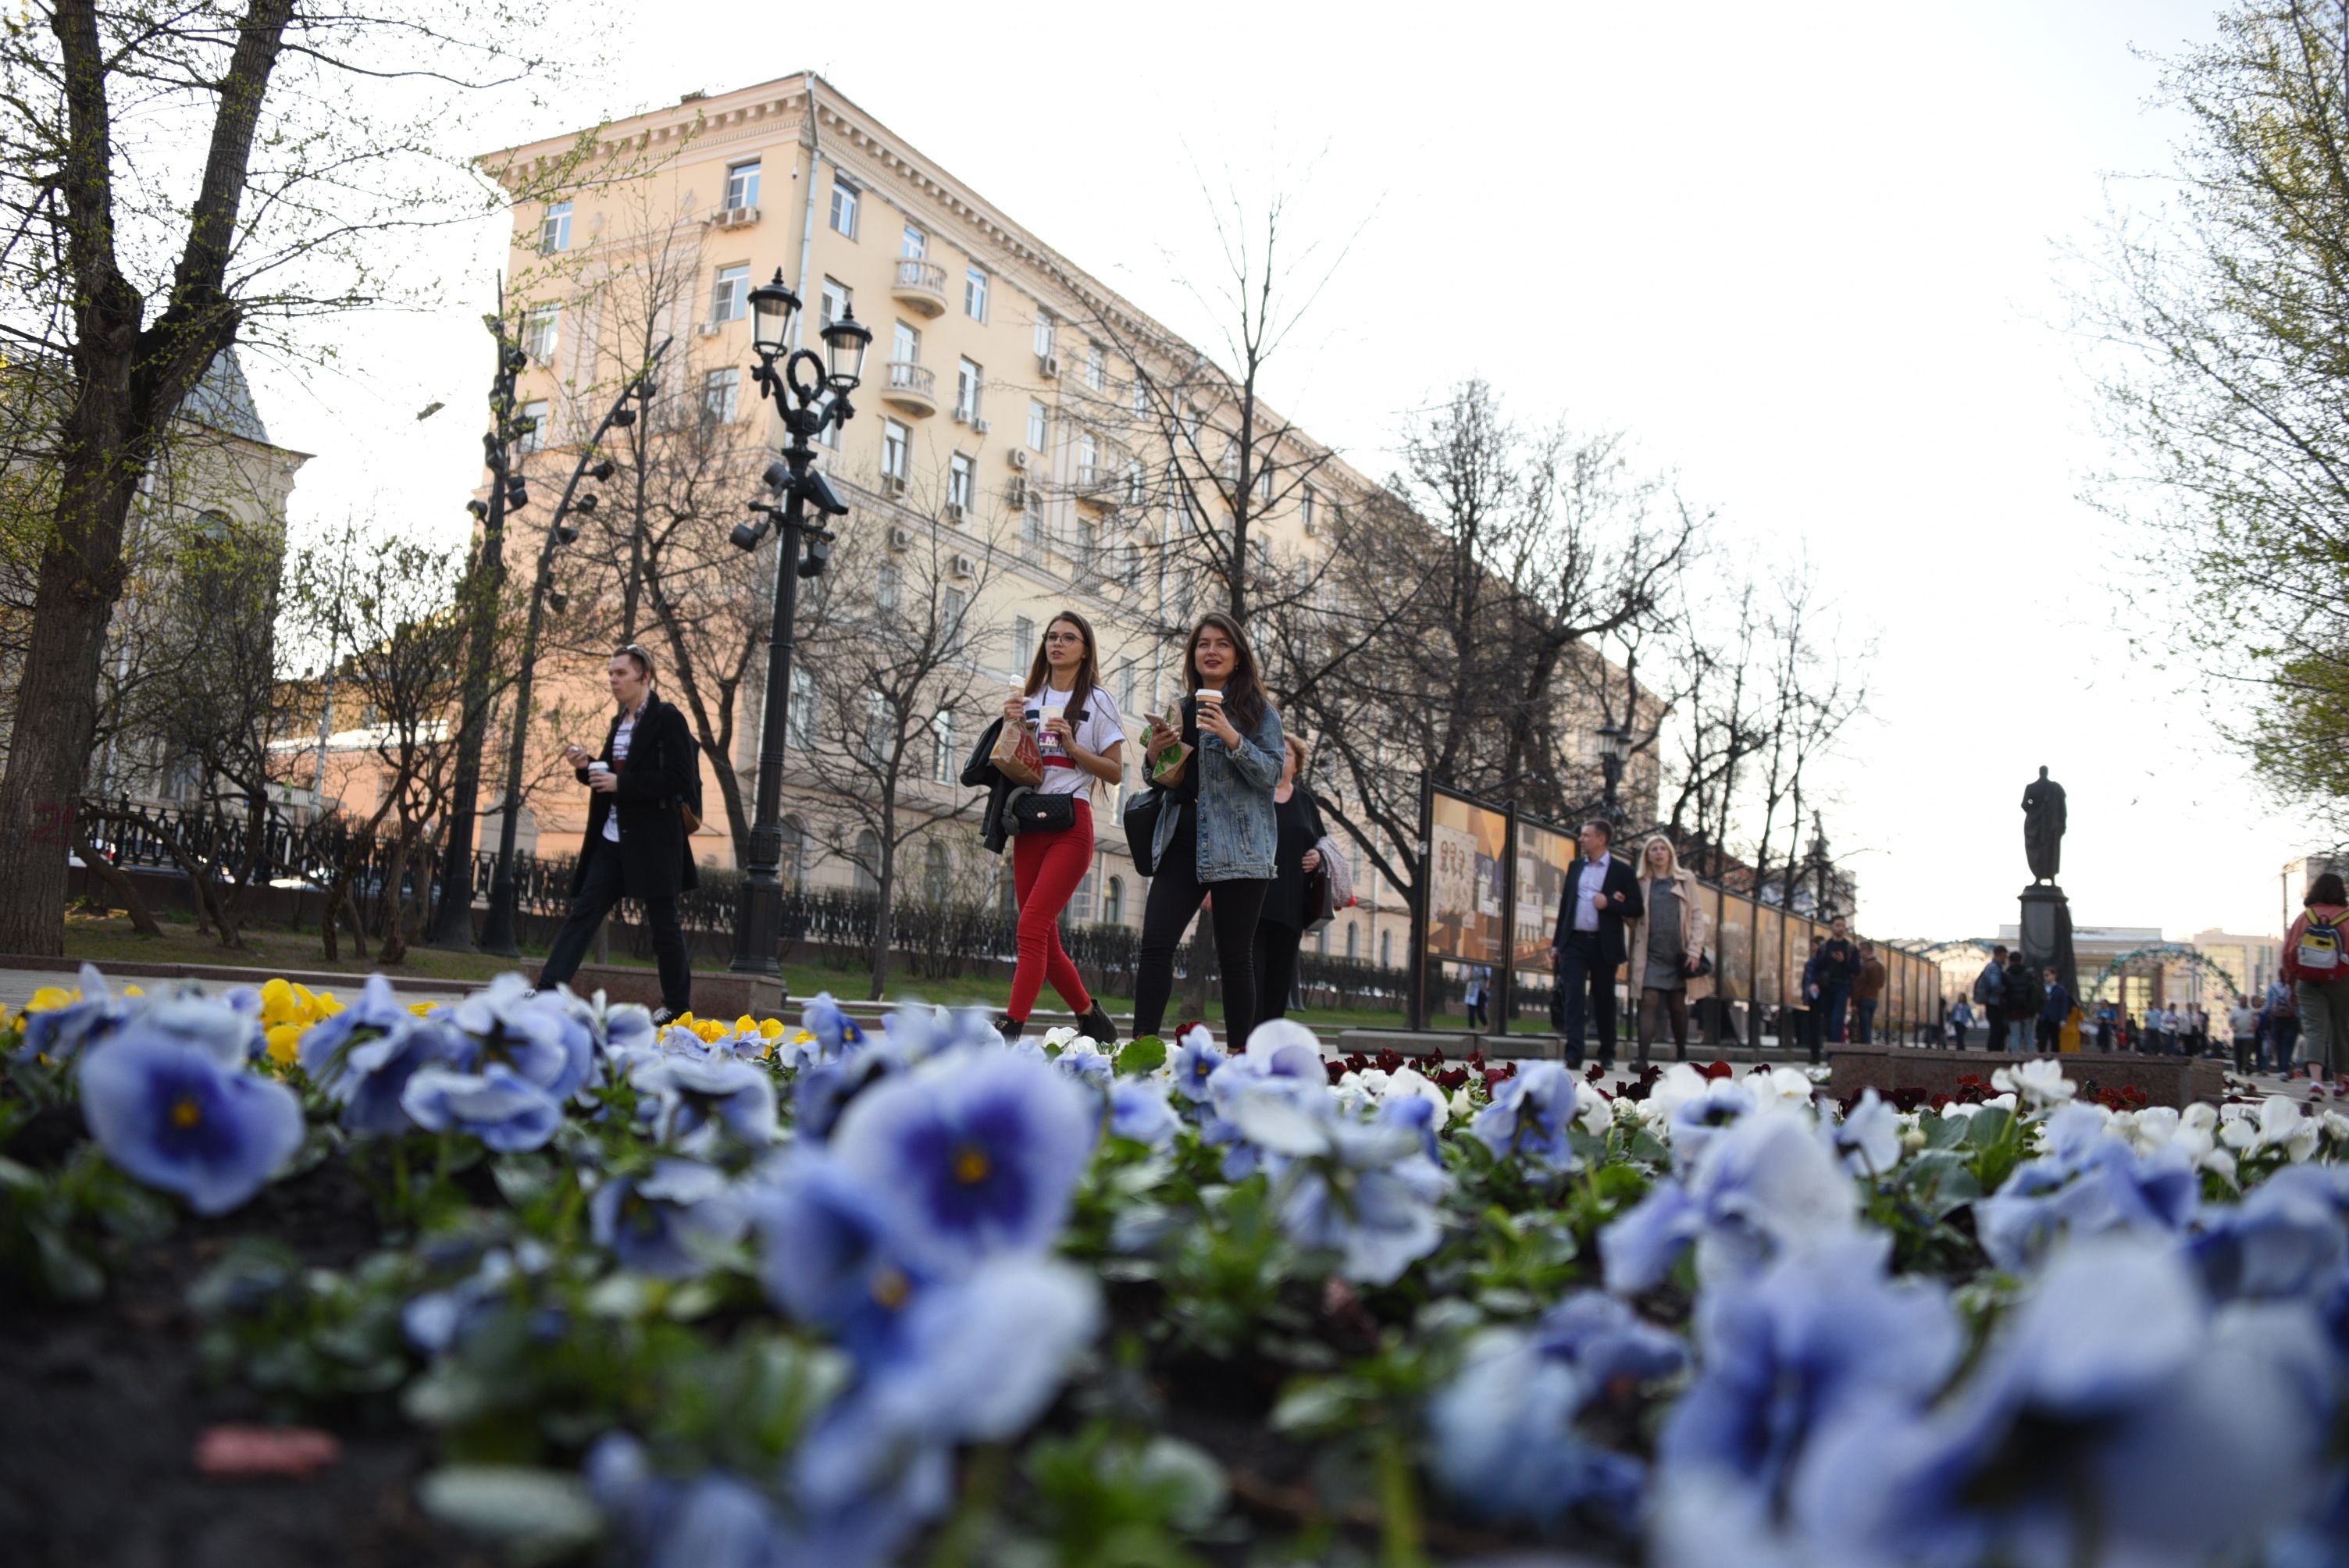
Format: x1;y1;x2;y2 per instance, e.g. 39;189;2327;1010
1639;834;1683;878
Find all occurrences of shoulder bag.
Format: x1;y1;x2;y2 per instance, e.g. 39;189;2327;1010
1004;788;1078;836
1122;788;1166;875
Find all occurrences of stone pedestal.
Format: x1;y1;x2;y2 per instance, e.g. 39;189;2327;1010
1827;1042;2222;1109
567;964;786;1019
2018;882;2079;1007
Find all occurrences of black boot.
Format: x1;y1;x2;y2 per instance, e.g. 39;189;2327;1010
995;1014;1025;1042
1078;1002;1118;1045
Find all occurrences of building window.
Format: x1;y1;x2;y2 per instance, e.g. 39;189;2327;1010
711;264;749;323
820;276;852;330
788;667;816;749
829;177;860;237
853;829;881;893
1085;341;1105;390
700;368;738;424
539;200;571;255
881;419;909;479
943;586;967;639
893;319;920;365
1315;924;1328;955
1301;485;1317;535
948;452;974;510
1020;494;1043;547
964;267;988;321
899;223;925;259
1034;312;1055;359
932;710;956;784
1027;399;1048;451
1346;923;1359;960
1257;458;1275;504
1380;929;1393;968
1104;875;1125;926
1077;431;1099;487
955;358;982;422
1013;616;1035;672
1117;661;1136;711
515;399;547;454
862;693;896;764
779;814;809;888
725;160;761;211
1125;458;1145;506
524;303;560;365
925;840;952;903
877;562;901;614
1130;374;1148;415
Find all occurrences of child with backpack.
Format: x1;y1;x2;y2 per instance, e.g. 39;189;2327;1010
2283;871;2349;1082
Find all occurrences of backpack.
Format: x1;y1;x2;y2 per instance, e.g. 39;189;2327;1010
2301;914;2344;975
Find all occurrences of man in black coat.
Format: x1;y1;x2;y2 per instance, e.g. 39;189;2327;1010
537;646;701;1021
1548;819;1644;1069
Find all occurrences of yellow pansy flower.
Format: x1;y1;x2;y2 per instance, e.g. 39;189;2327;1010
265;1023;305;1065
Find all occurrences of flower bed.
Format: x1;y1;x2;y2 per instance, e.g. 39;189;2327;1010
4;965;2346;1566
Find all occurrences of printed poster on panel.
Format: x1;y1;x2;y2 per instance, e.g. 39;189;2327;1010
1426;790;1507;971
1511;820;1578;1021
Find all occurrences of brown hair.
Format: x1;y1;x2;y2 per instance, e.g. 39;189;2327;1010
1022;610;1100;705
1281;732;1309;775
613;643;655;682
1185;611;1267;732
2309;871;2348;907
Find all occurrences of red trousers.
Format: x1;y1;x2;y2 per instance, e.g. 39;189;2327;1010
1008;797;1095;1021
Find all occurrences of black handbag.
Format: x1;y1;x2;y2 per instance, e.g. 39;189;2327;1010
1122;789;1165;875
1301;864;1336;930
1005;789;1079;836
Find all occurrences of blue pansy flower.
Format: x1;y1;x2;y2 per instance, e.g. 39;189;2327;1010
797;992;865;1064
590;1158;747;1279
449;974;597;1101
631;1053;779;1149
1975;1126;2198;1274
77;1020;305;1214
1470;1060;1582;1171
2189;1162;2349;1304
1532;1289;1691;1389
829;1050;1094;1278
1603;1107;1859;1294
19;963;143;1064
298;975;462;1135
1169;1029;1225;1103
1107;1079;1179;1146
1663;1076;1757;1171
1823;1088;1902;1178
1267;1118;1449;1285
399;1064;564;1151
746;1149;912;1339
1428;1321;1652;1534
794;1051;906;1144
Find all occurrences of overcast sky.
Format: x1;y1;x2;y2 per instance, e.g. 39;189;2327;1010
246;0;2306;943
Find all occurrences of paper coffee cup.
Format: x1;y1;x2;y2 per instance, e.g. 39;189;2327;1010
589;760;611;774
1196;688;1224;707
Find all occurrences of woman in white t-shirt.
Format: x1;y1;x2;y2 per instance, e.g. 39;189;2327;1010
995;610;1124;1043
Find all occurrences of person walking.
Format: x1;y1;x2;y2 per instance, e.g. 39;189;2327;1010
1974;946;2010;1052
1795;936;1825;1057
2000;950;2039;1053
1814;918;1862;1046
1548;819;1643;1069
1947;994;1973;1049
2265;975;2301;1077
1852;941;1887;1045
2093;1000;2116;1053
2284;871;2349;1084
1626;835;1709;1065
1134;614;1283;1044
538;645;700;1023
989;611;1123;1045
2034;967;2070;1052
1462;965;1489;1032
2228;995;2262;1075
1253;732;1327;1027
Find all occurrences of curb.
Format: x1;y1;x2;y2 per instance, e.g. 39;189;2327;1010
2;953;490;997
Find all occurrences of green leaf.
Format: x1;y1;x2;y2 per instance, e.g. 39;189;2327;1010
1964;1108;2014;1149
1117;1035;1167;1077
1923;1113;1970;1150
1268;1377;1358;1434
415;1465;601;1560
1134;1435;1228;1531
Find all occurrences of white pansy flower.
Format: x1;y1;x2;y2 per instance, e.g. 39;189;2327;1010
1383;1064;1453;1131
2251;1096;2320;1163
1991;1057;2076;1107
1040;1025;1080;1051
1574;1082;1616;1135
1449;1086;1477;1120
1645;1064;1715;1125
1753;1066;1816;1105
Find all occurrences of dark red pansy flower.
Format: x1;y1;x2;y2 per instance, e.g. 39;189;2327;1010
1324;1061;1349;1085
1702;1060;1734;1082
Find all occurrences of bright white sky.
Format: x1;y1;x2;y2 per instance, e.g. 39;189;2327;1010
245;0;2307;943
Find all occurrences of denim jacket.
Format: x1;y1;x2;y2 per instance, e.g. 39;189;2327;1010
1150;702;1283;882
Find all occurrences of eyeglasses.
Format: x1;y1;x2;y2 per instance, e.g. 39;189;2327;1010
1042;632;1084;644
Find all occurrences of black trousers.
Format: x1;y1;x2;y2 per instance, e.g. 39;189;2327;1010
1252;919;1304;1024
1134;814;1271;1042
1987;1011;2009;1052
539;838;692;1015
1556;932;1619;1066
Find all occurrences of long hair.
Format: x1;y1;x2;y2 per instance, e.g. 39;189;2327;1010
1638;833;1683;880
1021;609;1101;704
1183;611;1267;732
2311;871;2348;907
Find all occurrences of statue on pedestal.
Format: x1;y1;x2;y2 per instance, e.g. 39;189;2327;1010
2022;766;2066;885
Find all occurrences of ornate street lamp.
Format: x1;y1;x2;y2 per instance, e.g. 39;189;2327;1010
729;272;869;975
1597;720;1632;825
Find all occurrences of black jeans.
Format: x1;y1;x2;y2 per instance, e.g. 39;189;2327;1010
1252;919;1304;1024
1134;814;1271;1041
539;839;692;1015
1556;932;1619;1066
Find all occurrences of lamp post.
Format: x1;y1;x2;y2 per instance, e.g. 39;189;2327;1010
477;340;672;957
428;304;536;949
729;270;871;976
1596;721;1631;825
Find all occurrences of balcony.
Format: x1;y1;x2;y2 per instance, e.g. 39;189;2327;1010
891;258;948;318
1072;468;1118;511
882;360;937;417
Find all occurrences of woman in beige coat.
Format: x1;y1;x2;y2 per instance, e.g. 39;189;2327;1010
1627;835;1713;1064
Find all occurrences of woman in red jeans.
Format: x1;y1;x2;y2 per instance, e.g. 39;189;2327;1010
996;611;1124;1043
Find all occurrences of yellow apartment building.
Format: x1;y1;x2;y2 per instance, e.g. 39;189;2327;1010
476;73;1641;969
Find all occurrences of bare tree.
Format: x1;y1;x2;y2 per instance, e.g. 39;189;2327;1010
795;474;1012;1000
0;0;583;954
1743;562;1870;910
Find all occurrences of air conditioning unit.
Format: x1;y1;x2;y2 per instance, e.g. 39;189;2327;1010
941;501;965;526
950;553;975;579
1037;354;1060;380
879;474;907;498
696;322;724;337
887;525;913;551
717;205;760;227
973;417;991;435
1007;447;1030;471
1003;476;1027;507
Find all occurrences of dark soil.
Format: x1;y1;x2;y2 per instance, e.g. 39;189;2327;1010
0;1152;482;1568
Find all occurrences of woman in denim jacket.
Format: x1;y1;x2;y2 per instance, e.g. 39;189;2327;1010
1135;612;1283;1042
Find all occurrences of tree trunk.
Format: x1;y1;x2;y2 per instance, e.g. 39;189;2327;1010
70;822;161;936
868;843;896;1002
378;828;415;964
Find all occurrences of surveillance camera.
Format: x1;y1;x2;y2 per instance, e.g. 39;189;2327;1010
803;470;849;518
591;459;616;482
572;493;599;514
465;499;490;521
729;520;768;552
762;460;790;491
798;534;830;578
554;523;580;546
